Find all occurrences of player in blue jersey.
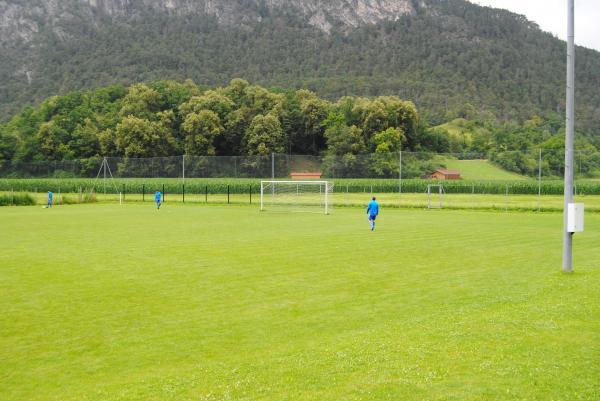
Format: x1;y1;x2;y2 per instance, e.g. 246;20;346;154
47;191;53;208
366;196;379;231
155;191;162;210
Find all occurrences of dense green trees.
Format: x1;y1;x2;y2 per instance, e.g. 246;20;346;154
0;80;419;162
1;78;599;178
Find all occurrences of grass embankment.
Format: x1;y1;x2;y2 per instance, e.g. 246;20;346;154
441;159;528;181
1;205;599;400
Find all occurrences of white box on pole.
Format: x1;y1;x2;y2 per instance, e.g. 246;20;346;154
567;203;584;233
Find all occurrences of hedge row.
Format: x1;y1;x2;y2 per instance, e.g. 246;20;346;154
0;193;36;206
1;178;599;195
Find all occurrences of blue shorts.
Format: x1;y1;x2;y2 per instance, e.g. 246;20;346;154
369;214;377;221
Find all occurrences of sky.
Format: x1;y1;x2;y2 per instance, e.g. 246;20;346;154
471;0;600;52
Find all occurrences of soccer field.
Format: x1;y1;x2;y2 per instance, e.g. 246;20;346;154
1;205;599;400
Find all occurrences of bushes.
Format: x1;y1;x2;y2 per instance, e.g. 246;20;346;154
0;193;36;206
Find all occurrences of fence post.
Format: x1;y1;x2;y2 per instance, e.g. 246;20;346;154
538;148;542;212
399;150;402;205
249;184;252;204
271;152;275;180
122;184;125;202
142;184;145;202
183;184;185;203
163;184;165;202
227;185;230;204
505;184;508;212
205;185;208;203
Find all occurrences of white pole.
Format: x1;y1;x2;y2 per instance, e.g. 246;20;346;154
260;182;264;211
563;0;575;273
427;185;431;209
119;192;122;205
103;157;107;195
325;182;329;215
399;150;402;206
538;148;542;212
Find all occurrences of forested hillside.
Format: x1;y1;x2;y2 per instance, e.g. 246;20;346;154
1;0;599;132
2;80;599;178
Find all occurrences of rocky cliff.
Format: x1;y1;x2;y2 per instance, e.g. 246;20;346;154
0;0;421;46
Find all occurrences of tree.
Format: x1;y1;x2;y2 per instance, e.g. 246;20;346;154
296;90;330;154
70;118;101;158
119;84;162;119
182;110;223;155
115;116;176;158
37;121;72;160
372;127;405;176
244;113;285;155
179;91;234;120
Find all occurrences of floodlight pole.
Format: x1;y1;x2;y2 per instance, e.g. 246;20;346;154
563;0;575;273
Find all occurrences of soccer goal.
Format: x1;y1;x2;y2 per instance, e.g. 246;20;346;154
260;181;334;214
427;184;445;209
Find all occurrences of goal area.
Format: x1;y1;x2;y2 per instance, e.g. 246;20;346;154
260;181;333;214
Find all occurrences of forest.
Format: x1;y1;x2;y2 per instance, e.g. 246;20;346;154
1;79;599;178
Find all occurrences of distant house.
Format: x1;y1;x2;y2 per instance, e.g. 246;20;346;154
430;169;461;180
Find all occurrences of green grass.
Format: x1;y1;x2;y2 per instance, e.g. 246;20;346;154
12;190;600;213
1;205;599;400
434;118;474;144
441;159;528;181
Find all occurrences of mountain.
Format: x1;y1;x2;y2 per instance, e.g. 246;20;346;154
1;0;599;131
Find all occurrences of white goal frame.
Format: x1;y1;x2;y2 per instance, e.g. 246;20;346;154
260;180;333;214
427;184;445;209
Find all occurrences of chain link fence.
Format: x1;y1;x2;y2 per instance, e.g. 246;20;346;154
1;151;599;211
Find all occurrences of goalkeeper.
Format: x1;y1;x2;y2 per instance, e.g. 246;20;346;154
366;196;379;231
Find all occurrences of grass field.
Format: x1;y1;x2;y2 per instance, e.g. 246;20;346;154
10;190;600;213
441;159;528;181
1;204;599;400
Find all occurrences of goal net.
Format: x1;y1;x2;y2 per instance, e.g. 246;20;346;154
260;181;334;214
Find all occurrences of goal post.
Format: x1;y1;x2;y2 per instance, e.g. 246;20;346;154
260;180;334;214
427;184;444;209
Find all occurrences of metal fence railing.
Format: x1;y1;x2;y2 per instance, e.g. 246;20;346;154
2;150;599;181
2;151;600;212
